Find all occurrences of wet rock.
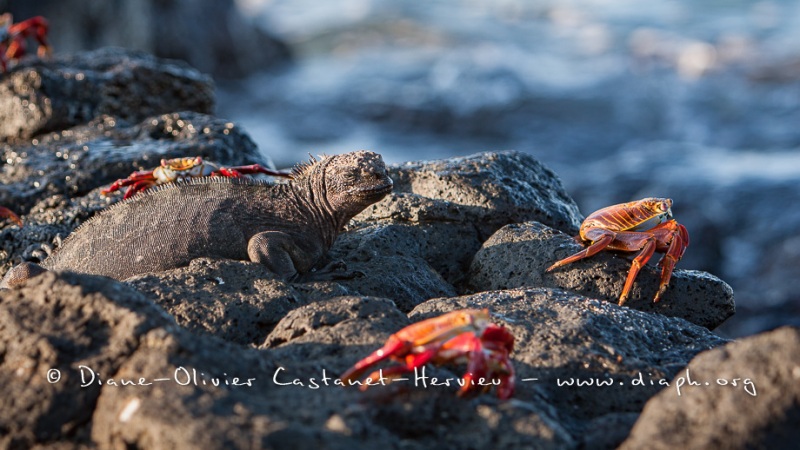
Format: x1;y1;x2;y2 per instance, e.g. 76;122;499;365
467;221;735;330
349;151;582;286
412;288;729;448
620;326;800;450
0;111;272;276
0;47;213;141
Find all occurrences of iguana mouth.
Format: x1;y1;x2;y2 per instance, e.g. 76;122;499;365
354;179;393;197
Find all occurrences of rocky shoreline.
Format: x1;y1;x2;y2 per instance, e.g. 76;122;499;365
1;49;797;449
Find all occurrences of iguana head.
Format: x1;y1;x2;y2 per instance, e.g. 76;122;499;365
294;150;393;223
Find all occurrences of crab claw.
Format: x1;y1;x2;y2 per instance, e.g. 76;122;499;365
340;309;516;399
0;206;22;227
458;324;516;399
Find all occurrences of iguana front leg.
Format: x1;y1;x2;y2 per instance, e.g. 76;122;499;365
247;231;361;282
247;231;307;280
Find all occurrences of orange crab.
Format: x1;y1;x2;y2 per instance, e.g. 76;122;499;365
0;13;51;72
547;197;689;306
340;308;515;399
101;156;292;199
0;206;22;227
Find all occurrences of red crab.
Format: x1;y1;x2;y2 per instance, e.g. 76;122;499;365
0;206;22;227
101;156;293;199
547;197;690;305
340;308;516;399
0;13;51;72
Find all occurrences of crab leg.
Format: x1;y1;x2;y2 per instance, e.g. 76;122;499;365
546;233;615;272
122;180;159;199
101;171;158;197
356;356;435;390
462;350;515;399
0;206;22;227
618;238;657;306
6;16;50;60
653;222;689;302
212;165;292;179
448;328;514;399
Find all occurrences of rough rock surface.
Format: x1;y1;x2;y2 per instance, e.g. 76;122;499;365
468;221;735;329
0;272;175;447
620;326;800;450
0;47;213;141
126;259;314;347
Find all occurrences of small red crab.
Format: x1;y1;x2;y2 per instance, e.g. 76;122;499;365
0;13;51;72
0;206;22;227
547;197;689;305
101;156;293;199
340;308;516;399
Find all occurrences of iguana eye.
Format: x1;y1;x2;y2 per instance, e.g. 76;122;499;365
343;170;358;182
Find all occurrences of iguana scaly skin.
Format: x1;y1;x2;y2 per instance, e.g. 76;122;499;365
1;151;392;288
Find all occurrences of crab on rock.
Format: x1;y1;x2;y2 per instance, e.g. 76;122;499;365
547;197;689;306
101;156;293;199
0;13;51;72
340;309;516;399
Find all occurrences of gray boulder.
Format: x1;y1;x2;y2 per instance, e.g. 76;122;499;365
620;326;800;450
0;47;213;141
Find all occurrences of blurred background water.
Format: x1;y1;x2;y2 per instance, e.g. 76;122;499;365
4;0;800;338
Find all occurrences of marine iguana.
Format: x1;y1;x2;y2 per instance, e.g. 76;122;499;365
1;151;392;288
